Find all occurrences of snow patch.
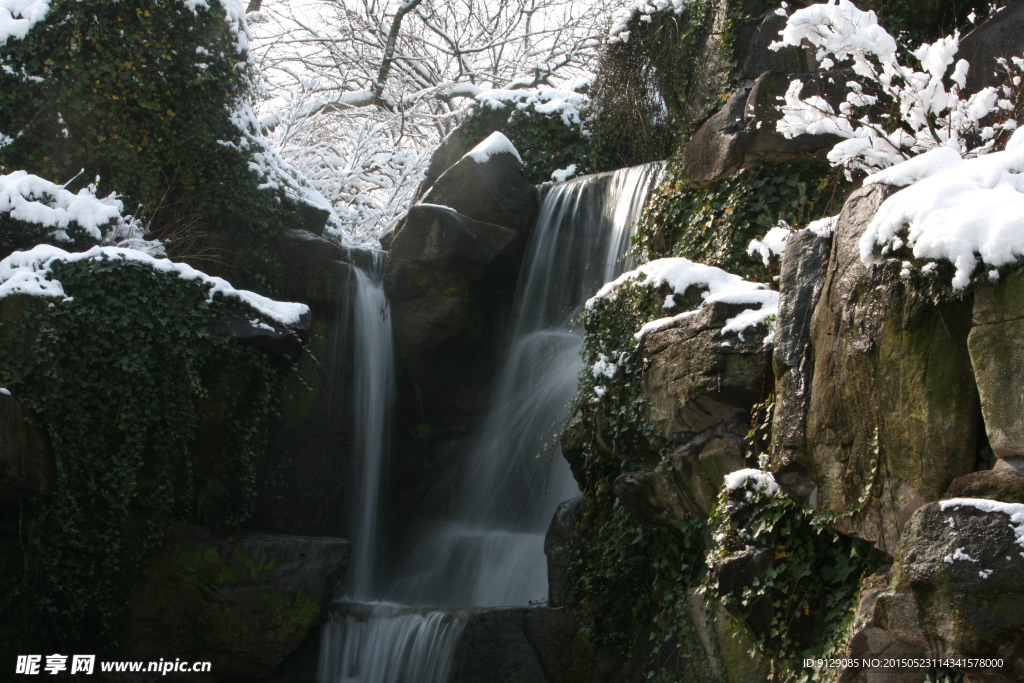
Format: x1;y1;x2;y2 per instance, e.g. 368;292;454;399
860;128;1024;289
475;80;590;128
748;225;792;266
588;258;779;342
943;547;977;563
941;498;1024;549
464;132;523;165
608;0;688;44
0;244;308;326
551;164;578;183
724;468;780;496
0;0;49;45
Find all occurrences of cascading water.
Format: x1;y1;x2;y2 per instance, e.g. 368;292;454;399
319;162;664;682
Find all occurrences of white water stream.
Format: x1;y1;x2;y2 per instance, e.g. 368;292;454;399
319;163;664;683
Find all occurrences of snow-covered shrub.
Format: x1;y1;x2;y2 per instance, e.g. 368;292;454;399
0;170;158;255
773;0;1023;177
0;0;328;266
0;244;301;650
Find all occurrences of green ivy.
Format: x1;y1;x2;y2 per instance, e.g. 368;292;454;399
0;256;288;653
0;0;288;271
703;469;874;681
634;158;840;281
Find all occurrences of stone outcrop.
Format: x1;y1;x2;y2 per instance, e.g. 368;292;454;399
419;151;539;236
449;607;578;683
544;496;587;608
0;390;54;499
117;526;349;681
799;185;981;554
253;229;361;536
679;70;844;188
771;228;830;498
959;1;1024;94
968;267;1024;461
851;502;1024;682
634;300;772;519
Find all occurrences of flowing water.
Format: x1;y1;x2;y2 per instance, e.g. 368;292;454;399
319;163;664;683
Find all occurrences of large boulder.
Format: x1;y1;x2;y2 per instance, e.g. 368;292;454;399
416;107;509;200
945;468;1024;505
449;607;578;683
771;228;830;498
544;496;587;608
738;11;816;81
679;71;843;188
968;267;1024;462
636;300;773;519
873;501;1024;681
419;147;539;236
959;1;1024;95
117;526;349;681
802;185;981;554
0;390;54;499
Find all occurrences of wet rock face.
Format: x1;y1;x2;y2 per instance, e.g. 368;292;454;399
449;607;578;683
875;502;1024;680
0;390;54;500
118;526;349;681
803;184;980;554
544;497;588;608
253;229;360;536
969;267;1024;461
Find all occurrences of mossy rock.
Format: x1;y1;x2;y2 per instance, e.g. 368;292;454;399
118;526;349;680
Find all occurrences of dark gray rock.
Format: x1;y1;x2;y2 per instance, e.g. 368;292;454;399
960;1;1024;94
211;306;307;361
544;496;587;608
679;71;843;188
614;469;681;528
739;11;816;80
416;107;508;200
389;204;522;281
0;391;54;500
805;185;981;553
969;267;1024;460
558;416;587;486
117;526;349;682
253;229;360;536
771;228;830;498
945;469;1024;505
875;502;1024;679
640;299;773;441
449;607;578;683
420;150;539;236
281;196;331;237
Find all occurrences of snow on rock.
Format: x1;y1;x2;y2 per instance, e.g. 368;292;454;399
589;257;779;342
943;547;978;563
0;387;10;396
0;170;126;241
0;244;309;326
608;0;688;44
940;498;1024;549
551;164;578;183
475;80;590;128
463;131;523;165
805;214;838;238
748;225;793;266
860;127;1024;289
724;468;780;496
0;0;49;45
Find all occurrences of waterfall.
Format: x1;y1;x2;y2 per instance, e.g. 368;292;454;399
319;162;664;682
347;251;395;600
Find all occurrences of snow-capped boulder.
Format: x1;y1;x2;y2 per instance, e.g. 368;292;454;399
0;389;54;500
873;501;1024;678
420;133;539;236
968;268;1024;462
802;185;980;554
